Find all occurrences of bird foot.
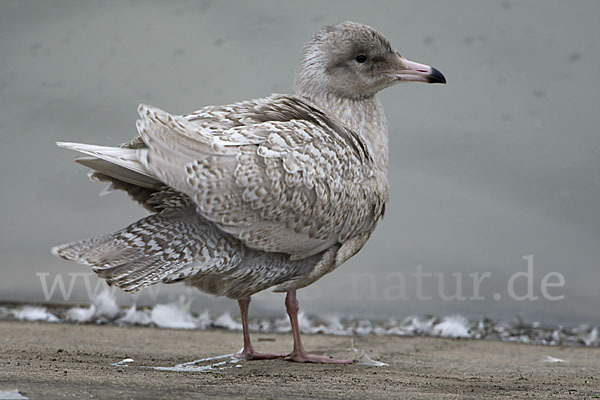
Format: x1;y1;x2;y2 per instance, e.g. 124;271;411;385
285;350;353;364
235;349;287;361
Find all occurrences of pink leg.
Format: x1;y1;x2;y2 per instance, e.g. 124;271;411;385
284;290;353;364
235;296;286;360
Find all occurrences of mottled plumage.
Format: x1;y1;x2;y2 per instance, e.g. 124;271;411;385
53;21;445;363
55;93;386;298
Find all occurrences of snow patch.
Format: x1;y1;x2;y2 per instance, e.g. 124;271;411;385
355;319;373;336
273;312;354;335
248;317;271;333
12;306;59;323
65;291;120;323
65;305;96;323
297;311;313;334
93;291;121;319
584;327;598;346
400;315;437;335
3;299;599;349
320;315;347;335
432;315;471;338
195;309;212;330
274;315;291;333
117;305;152;326
151;298;196;329
213;312;242;331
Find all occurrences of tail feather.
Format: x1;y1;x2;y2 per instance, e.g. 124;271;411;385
56;141;163;189
51;235;113;262
57;142;152;176
52;207;244;293
54;122;247;294
98;256;171;290
76;157;162;189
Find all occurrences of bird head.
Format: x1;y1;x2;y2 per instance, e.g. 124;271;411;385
294;21;446;100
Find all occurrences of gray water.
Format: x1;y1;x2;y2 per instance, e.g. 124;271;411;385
1;0;599;326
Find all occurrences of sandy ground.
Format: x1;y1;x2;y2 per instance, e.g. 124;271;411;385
1;321;599;399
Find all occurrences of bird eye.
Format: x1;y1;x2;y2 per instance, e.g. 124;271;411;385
355;55;367;63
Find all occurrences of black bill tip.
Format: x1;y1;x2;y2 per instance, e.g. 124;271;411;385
427;67;446;84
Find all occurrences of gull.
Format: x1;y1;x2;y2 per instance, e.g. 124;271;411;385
53;21;445;363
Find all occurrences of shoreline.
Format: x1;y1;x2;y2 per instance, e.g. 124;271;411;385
2;297;598;348
1;320;599;399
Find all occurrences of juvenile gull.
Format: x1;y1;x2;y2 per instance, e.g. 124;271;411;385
53;21;445;363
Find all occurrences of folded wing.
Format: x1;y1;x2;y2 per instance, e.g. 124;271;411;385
136;95;387;260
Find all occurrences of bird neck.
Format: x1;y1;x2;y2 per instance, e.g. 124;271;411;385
298;91;389;171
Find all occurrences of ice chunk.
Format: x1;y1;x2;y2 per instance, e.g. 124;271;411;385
150;354;241;372
356;351;388;366
111;358;134;366
0;390;29;399
541;355;565;363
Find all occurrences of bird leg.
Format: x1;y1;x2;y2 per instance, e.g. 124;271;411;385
235;296;286;360
284;290;353;364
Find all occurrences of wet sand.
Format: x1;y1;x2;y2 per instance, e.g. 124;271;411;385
1;321;599;399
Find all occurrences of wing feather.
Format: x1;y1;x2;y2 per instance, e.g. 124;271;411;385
132;95;387;258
